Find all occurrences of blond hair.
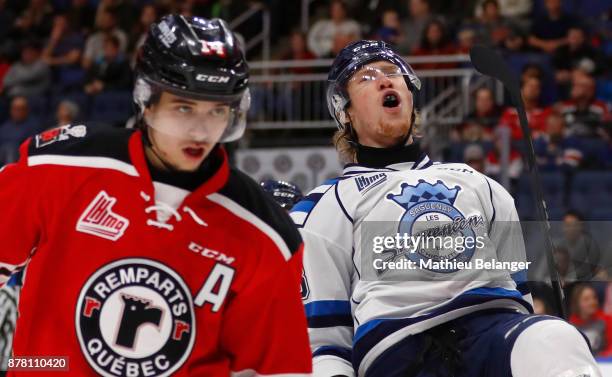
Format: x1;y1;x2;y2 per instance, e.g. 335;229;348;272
333;111;421;164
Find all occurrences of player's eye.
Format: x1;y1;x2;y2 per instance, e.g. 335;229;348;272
176;105;193;114
358;74;375;82
210;107;230;118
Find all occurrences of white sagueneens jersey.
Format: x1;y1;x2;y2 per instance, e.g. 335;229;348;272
291;154;533;377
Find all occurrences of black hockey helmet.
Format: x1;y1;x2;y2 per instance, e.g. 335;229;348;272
260;179;304;210
326;40;421;131
134;14;250;142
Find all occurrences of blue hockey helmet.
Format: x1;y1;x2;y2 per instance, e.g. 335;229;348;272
326;40;421;131
260;179;304;210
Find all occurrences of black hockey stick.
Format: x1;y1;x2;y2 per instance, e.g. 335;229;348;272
469;45;566;319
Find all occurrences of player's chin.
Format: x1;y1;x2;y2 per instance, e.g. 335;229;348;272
176;154;207;172
378;118;410;139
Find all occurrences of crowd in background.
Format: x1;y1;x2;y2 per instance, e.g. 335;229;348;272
0;0;610;169
0;0;611;358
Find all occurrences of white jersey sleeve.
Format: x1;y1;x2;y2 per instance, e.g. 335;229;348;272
291;178;356;376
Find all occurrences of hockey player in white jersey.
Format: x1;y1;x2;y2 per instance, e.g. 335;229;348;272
291;40;601;377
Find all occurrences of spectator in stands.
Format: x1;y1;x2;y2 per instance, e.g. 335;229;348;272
484;127;523;185
0;97;39;159
307;0;361;58
42;14;85;92
569;283;612;356
281;30;316;71
66;0;96;34
499;76;551;140
0;50;11;94
397;0;438;55
82;9;128;70
521;62;544;82
557;210;603;282
130;4;158;66
2;40;51;98
473;0;532;25
600;127;612;170
465;87;501;132
454;87;500;143
457;27;476;54
554;246;576;287
463;144;485;173
12;0;54;42
557;70;611;138
553;26;606;98
84;35;132;95
95;0;139;37
373;9;402;46
55;100;79;127
530;282;556;315
411;19;458;70
473;0;515;47
534;111;583;171
278;30;317;120
528;0;579;53
502;28;527;52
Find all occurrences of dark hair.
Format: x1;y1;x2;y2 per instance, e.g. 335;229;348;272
521;63;544;79
570;283;598;317
420;19;448;50
331;0;348;12
520;74;541;90
482;0;499;11
21;38;42;51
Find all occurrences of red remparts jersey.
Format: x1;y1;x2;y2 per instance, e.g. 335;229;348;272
499;106;552;140
0;125;312;376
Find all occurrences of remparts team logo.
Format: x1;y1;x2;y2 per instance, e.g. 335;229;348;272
76;258;195;377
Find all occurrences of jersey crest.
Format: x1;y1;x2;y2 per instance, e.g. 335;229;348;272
75;258;195;377
385;179;483;273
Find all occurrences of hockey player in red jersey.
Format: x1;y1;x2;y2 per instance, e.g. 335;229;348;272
0;15;311;376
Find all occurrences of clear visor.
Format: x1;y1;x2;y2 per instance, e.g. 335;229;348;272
135;77;250;143
143;89;250;143
327;67;417;128
350;65;404;83
145;102;236;142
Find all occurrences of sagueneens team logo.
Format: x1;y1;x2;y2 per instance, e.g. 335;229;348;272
76;258;195;377
387;180;482;273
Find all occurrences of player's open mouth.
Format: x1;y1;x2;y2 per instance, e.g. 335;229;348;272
382;91;401;108
183;147;205;159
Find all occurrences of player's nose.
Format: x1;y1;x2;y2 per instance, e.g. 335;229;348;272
378;75;393;90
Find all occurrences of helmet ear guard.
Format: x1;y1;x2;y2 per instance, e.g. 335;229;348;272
218;87;251;143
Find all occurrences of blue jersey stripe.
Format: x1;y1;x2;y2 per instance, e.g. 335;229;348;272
292;200;315;213
305;300;351;317
313;346;352;362
308;314;354;328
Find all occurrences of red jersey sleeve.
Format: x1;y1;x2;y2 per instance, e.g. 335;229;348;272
220;244;312;376
0;141;43;286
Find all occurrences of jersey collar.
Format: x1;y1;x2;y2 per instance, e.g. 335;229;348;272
344;141;431;174
128;130;230;200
